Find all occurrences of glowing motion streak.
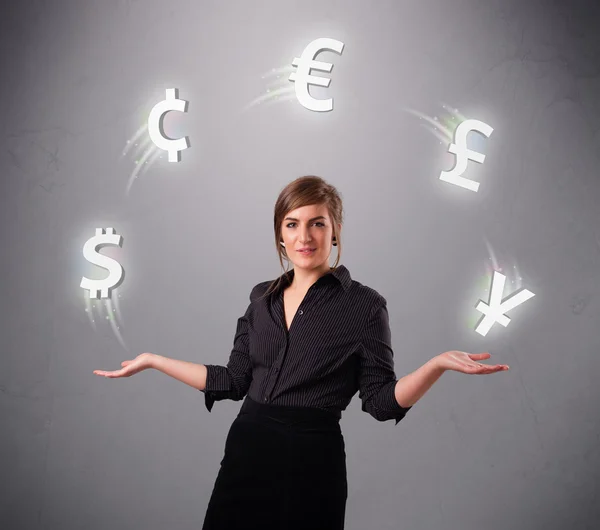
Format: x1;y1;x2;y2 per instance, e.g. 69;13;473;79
84;295;97;331
288;37;345;112
105;296;129;351
84;291;129;352
126;142;155;194
474;270;535;336
111;285;125;325
482;236;525;292
242;66;296;111
122;124;148;158
440;103;467;123
122;127;165;196
147;88;190;162
403;108;453;141
439;119;493;192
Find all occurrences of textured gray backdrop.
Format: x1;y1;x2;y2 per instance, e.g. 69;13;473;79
1;0;599;529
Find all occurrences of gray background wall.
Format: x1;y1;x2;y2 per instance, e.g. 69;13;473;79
1;0;599;529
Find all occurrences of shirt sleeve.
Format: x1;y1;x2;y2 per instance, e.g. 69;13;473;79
199;289;255;413
357;299;412;425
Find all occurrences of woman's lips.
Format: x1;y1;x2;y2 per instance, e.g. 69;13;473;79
297;249;315;255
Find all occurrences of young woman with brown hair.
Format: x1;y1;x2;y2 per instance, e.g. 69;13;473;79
94;175;509;530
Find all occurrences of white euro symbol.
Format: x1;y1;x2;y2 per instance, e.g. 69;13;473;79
289;37;345;112
474;270;535;337
439;119;493;192
148;88;190;162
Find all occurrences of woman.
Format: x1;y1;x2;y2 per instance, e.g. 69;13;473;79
94;175;509;530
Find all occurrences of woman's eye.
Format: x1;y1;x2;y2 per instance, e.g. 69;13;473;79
286;222;325;228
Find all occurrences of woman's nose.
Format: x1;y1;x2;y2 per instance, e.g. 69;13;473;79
300;230;311;242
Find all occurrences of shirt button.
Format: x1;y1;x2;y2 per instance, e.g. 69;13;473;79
264;397;268;402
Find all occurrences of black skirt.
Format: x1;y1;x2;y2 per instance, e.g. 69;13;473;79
202;395;348;530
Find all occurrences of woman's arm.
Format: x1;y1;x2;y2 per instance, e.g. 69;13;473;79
395;352;510;407
93;286;260;412
151;354;208;391
394;357;444;408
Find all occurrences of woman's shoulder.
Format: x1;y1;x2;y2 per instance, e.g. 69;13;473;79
350;277;387;306
248;279;276;303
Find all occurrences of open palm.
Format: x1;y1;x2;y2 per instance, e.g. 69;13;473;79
93;353;152;378
437;351;509;374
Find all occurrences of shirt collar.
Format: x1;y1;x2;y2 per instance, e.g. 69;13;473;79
279;264;352;292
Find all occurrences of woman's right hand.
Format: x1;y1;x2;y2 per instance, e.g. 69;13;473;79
93;353;155;378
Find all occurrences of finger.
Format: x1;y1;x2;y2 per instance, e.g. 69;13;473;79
94;369;123;377
466;363;509;374
468;352;491;360
483;367;505;374
483;364;508;373
105;369;126;377
470;362;496;373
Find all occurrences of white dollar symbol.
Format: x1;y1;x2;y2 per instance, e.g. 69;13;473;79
474;270;535;337
289;37;345;112
439;119;494;192
148;88;190;162
80;228;124;300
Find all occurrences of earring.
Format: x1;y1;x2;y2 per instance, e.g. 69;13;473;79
280;241;285;247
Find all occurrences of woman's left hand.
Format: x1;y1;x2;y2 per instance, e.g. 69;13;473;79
435;351;509;374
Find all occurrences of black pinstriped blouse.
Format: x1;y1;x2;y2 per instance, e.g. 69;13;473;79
200;264;412;425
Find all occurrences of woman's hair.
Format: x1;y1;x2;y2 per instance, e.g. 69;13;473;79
261;175;344;299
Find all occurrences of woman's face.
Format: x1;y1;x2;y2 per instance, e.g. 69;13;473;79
281;204;337;270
